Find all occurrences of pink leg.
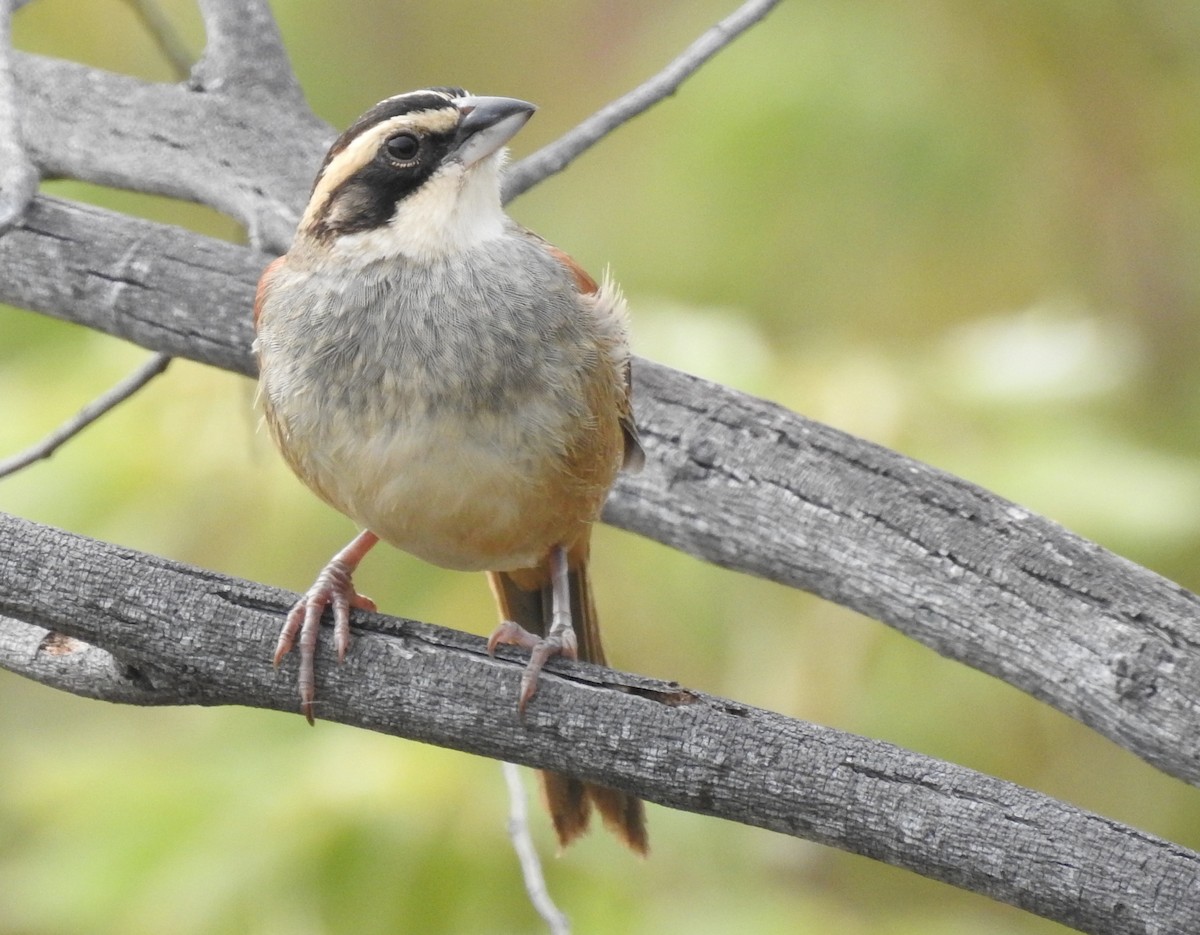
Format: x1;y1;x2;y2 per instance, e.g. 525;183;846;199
274;530;379;724
487;544;577;714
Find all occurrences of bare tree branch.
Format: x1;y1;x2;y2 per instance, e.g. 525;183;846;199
0;615;209;703
2;196;261;371
0;510;1196;935
502;762;571;935
0;352;171;478
11;51;326;251
5;4;1199;930
191;0;307;106
0;0;38;232
1;194;1199;797
11;0;776;250
503;0;784;201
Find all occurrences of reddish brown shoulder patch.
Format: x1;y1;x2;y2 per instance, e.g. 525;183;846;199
253;256;287;330
544;244;599;295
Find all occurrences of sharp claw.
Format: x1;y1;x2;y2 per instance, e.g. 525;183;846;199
273;603;304;665
334;628;351;663
489;621;578;713
332;598;350;663
518;674;535;716
275;533;379;722
488;619;539;655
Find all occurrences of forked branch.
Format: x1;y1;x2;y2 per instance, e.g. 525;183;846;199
3;3;1200;933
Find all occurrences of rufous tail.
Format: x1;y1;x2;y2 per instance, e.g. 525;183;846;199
487;536;648;855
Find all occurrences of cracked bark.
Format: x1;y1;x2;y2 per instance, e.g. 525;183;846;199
2;511;1199;935
12;50;325;251
3;4;1200;932
3;197;1200;933
4;195;1197;795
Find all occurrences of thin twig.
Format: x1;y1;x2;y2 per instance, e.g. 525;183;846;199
503;0;784;202
122;0;194;80
502;763;570;935
0;353;171;479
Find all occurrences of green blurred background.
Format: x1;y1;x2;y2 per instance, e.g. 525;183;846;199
4;0;1200;932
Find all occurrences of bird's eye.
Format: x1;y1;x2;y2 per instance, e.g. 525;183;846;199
385;133;420;161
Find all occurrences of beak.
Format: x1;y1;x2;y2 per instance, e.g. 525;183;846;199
453;95;537;167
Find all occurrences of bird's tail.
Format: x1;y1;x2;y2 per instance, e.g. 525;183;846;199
487;537;648;854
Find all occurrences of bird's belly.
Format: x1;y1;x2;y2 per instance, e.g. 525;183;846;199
296;407;602;572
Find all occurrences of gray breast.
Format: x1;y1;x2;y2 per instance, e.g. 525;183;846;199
279;236;595;429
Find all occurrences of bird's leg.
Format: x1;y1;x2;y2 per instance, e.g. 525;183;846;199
488;544;577;713
274;529;379;724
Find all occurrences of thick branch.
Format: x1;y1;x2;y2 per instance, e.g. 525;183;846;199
12;51;327;251
0;0;38;231
2;196;261;371
191;0;307;105
0;511;1195;935
1;194;1198;794
606;368;1200;784
0;615;207;703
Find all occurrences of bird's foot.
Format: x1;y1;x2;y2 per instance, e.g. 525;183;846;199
274;555;376;724
488;620;578;714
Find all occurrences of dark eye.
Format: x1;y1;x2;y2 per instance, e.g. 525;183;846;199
385;133;420;161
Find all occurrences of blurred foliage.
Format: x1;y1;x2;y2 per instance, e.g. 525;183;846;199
4;0;1200;932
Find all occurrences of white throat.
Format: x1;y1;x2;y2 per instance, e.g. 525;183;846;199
330;154;509;265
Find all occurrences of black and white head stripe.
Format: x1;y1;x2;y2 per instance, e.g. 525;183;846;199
300;88;470;238
317;87;468;177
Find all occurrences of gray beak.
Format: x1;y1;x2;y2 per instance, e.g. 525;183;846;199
453;95;537;167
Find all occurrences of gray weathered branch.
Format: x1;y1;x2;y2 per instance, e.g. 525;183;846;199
12;50;326;251
191;0;307;106
0;1;37;232
0;511;1196;935
5;3;1200;930
2;194;1199;798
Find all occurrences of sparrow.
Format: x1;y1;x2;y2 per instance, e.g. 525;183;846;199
252;87;646;853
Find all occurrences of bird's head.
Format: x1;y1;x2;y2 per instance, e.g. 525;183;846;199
296;87;536;261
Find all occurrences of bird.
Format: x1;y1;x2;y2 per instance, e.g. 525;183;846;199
252;87;647;854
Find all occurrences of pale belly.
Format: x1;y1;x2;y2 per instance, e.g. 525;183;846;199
277;403;607;572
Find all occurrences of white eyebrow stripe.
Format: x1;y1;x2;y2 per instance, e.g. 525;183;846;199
300;107;460;233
